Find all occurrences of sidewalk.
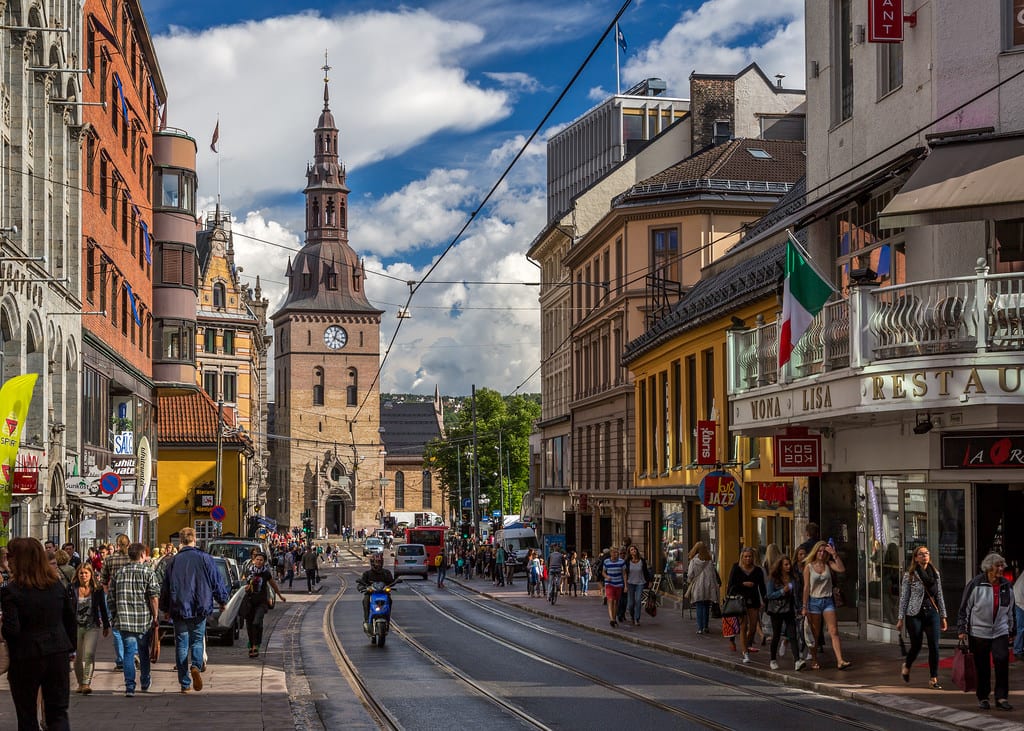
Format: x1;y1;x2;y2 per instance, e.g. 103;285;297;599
454;574;1024;731
0;591;305;730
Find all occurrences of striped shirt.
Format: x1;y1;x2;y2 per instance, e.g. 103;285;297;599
603;558;626;588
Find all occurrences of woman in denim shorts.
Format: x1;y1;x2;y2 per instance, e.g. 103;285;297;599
801;540;851;670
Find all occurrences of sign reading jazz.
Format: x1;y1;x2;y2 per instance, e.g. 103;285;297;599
699;470;740;511
773;434;822;476
941;434;1024;469
868;0;904;42
696;420;717;465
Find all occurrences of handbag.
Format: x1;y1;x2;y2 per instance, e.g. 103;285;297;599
150;628;161;663
952;640;977;693
710;600;722;619
721;594;745;617
766;595;791;615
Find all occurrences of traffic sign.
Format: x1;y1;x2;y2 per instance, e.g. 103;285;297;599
256;526;269;539
99;472;122;496
210;504;226;522
462;498;472;508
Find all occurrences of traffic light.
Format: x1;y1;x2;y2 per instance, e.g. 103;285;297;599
302;517;313;535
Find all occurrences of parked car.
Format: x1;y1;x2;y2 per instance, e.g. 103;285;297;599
160;555;244;646
206;538;270;568
392;544;429;579
363;537;385;557
374;529;395;547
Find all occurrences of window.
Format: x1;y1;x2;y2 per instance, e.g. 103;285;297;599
835;188;905;289
86;247;95;302
203;328;216;353
878;42;903;98
203;371;217;399
158;245;196;287
747;148;773;160
834;0;854;123
637;378;647;474
212;282;226;308
99;156;108;210
1007;0;1024;49
394;472;405;510
312;367;324;406
156;169;196;213
994;219;1024;273
99;258;108;314
346;368;358;406
712;120;731;145
422;472;432;509
222;329;234;354
622;111;643;142
85;136;95;191
651;227;680;283
685;355;697;463
672;360;682;467
160;320;195;362
222;373;237;402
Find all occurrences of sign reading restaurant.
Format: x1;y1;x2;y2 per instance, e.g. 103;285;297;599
732;364;1024;429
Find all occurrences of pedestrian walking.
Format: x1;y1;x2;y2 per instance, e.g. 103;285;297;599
526;549;541;597
766;556;804;671
242;553;285;658
685;541;720;635
284;548;296;588
624;546;652;625
957;553;1016;711
603;547;626;628
728;547;766;663
108;543;160;696
1;537;76;731
160;527;230;693
579;552;592;597
897;545;948;689
435;548;448;588
801;540;851;670
100;532;132;671
302;546;320;593
72;562;110;694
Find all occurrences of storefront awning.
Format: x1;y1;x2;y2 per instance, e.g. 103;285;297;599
68;493;158;519
879;134;1024;229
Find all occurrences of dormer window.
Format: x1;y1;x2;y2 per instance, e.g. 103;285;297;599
212;282;226;309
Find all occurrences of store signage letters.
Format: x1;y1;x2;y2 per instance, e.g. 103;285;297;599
869;367;1023;400
699;471;739;511
941;434;1024;469
697;420;717;465
868;0;904;43
774;434;822;476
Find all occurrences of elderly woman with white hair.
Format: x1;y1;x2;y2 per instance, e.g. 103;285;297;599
957;553;1017;712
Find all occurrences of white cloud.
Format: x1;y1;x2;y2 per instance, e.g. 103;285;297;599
155;9;511;209
623;0;805;94
483;71;543;94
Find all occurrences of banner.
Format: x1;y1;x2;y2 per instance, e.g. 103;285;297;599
0;374;39;546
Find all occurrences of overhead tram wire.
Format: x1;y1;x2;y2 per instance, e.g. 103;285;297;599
347;0;636;426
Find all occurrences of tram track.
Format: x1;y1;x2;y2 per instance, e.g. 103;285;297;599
426;581;944;731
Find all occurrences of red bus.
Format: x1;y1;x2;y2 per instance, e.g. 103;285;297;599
404;525;447;570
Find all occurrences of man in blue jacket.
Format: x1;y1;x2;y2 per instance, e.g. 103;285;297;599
160;527;229;693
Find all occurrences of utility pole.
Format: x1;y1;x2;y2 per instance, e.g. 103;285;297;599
215;398;224;537
456;447;462;530
471;385;479;541
497;429;504;526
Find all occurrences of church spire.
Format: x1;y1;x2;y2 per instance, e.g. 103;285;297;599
322;50;331;111
303;52;349;247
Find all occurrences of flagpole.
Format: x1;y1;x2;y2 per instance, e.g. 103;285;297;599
615;22;621;95
216;114;221;208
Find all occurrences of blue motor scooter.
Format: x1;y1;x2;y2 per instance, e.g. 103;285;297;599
363;581;395;647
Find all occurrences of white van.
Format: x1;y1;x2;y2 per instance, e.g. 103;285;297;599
495;527;540;572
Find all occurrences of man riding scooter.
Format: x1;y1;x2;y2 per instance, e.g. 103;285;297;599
357;554;394;632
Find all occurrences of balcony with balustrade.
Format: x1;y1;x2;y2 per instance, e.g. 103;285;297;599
726;260;1024;433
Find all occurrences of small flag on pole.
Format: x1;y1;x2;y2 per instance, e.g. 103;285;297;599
616;24;627;53
210;120;220;153
778;233;834;369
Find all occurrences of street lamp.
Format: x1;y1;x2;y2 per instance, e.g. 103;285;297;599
378;474;391;528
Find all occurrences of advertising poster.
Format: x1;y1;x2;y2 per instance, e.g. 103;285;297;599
0;374;39;546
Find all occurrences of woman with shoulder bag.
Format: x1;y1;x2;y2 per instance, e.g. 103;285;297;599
897;545;947;689
241;552;286;659
71;562;110;694
801;541;851;670
766;556;804;671
624;546;651;626
685;542;720;635
728;547;766;663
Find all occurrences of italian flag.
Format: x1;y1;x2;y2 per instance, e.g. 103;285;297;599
778;235;833;369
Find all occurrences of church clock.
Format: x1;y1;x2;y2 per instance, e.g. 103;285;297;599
324;325;348;349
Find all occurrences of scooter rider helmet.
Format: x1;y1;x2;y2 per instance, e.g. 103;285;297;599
370;553;384;570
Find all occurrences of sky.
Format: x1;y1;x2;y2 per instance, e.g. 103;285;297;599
144;0;806;397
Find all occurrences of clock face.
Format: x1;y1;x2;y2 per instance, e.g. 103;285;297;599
324;325;348;349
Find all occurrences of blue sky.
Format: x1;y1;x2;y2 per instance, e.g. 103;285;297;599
143;0;805;395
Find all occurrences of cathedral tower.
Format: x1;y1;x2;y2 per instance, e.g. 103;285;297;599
269;57;384;535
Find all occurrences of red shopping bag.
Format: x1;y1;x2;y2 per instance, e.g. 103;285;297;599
952;641;976;693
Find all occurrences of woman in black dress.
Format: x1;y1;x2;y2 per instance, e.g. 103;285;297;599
241;552;286;658
1;537;76;730
727;546;766;664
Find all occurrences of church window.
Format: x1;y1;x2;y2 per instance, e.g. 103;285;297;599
213;282;226;309
339;201;346;228
325;268;338;290
326;200;335;226
394;472;405;510
311;199;319;228
346;367;358;406
422;472;432;509
313;367;324;406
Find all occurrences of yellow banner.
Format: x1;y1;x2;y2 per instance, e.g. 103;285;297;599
0;373;38;546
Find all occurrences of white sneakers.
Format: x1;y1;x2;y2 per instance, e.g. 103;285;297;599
770;660;779;670
743;653;751;663
795;659;806;671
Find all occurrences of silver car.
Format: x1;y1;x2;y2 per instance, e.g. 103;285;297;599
363;537;385;557
392;543;429;578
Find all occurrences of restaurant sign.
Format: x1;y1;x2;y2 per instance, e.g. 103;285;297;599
696;420;717;465
699;470;740;511
773;433;822;476
941;433;1024;469
868;0;904;43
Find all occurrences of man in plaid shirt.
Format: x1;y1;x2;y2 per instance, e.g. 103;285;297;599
109;543;160;696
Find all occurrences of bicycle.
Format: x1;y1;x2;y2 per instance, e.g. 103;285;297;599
549;570;562;605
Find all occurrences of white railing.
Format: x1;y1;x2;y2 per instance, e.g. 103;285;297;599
728;261;1024;394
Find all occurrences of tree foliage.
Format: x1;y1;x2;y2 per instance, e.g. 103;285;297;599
425;388;539;524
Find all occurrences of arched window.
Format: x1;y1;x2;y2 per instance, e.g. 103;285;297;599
212;282;226;309
394;471;405;510
312;367;324;406
311;198;320;228
422;471;432;509
326;199;335;226
346;367;358;406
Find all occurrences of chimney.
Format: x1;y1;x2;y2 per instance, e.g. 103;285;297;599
775;74;785;89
